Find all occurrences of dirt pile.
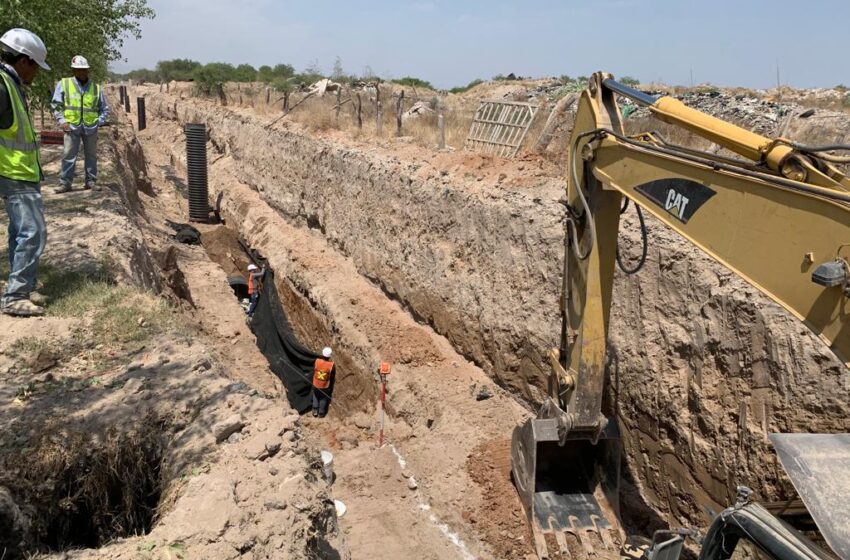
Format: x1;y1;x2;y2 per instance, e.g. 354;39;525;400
140;88;849;545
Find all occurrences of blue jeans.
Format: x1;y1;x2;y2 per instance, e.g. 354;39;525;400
2;192;46;304
60;130;98;187
312;389;330;416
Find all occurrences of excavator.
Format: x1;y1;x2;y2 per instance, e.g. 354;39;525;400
511;72;850;560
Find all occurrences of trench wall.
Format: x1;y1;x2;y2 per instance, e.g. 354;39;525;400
146;94;849;527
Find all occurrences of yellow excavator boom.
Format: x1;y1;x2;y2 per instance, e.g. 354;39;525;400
512;72;850;560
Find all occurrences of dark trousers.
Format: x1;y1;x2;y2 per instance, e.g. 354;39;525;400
247;292;259;315
312;389;330;416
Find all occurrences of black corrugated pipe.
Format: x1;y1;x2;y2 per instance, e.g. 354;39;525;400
137;97;146;131
185;123;210;222
124;91;130;113
119;85;125;104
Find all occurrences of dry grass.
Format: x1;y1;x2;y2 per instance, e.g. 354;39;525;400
1;418;167;555
185;81;559;156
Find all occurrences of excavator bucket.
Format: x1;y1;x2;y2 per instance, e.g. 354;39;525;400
512;415;623;559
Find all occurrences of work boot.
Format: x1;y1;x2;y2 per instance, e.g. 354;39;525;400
55;183;71;193
1;299;45;317
29;291;49;306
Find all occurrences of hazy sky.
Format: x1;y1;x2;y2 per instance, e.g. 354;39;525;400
115;0;850;90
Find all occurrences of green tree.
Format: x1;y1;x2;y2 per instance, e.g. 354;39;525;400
272;63;295;79
125;67;157;83
193;62;235;95
0;0;154;108
620;76;640;86
257;65;274;83
156;58;200;82
233;63;257;82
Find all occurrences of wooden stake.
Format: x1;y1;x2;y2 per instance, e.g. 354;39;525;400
438;113;445;149
336;87;342;123
396;89;404;136
376;101;383;136
356;93;362;129
534;93;578;153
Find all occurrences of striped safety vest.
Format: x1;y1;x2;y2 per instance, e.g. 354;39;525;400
312;359;334;389
0;70;40;183
61;77;101;126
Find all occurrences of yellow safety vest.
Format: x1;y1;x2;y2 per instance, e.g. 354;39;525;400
61;78;101;126
0;71;41;183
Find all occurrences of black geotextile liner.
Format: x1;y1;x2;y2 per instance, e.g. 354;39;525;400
249;269;324;413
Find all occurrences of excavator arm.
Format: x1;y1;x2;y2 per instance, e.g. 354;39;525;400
512;72;850;559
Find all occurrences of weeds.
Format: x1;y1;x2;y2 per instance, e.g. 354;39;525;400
8;336;50;359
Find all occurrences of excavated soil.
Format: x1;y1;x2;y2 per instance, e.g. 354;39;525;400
133;103;537;559
0;117;346;559
105;82;850;559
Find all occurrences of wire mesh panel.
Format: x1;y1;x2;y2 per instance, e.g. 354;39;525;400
464;100;538;158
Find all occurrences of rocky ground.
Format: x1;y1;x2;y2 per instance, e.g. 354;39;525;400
0;123;345;559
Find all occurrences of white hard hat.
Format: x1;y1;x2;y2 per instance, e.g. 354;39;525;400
0;28;50;70
247;264;258;271
70;55;90;69
322;347;332;358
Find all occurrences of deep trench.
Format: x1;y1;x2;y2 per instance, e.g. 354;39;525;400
0;423;167;558
200;224;375;417
139;100;845;558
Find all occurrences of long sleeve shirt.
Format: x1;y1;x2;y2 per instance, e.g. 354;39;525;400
52;78;109;136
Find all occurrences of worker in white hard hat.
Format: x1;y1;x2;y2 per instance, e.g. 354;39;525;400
312;347;335;417
0;28;50;317
52;54;109;193
246;262;265;317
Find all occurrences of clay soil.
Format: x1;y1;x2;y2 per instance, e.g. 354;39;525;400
131;103;548;559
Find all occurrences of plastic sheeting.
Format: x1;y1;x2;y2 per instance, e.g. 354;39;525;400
250;269;324;413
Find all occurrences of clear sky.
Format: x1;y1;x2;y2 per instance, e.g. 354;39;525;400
115;0;850;90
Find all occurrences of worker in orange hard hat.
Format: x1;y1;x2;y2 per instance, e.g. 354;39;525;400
312;347;335;418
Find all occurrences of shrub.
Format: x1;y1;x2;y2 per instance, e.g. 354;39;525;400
392;76;434;90
449;79;484;94
193;63;235;95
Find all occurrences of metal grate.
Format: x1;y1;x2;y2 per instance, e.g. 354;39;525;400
464;100;538;158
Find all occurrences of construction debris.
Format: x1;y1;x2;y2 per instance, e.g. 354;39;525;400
308;78;342;96
402;100;436;120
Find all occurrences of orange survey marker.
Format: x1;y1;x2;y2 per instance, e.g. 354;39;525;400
378;362;392;447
